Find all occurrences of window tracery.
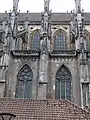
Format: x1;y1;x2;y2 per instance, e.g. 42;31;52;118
55;65;71;100
15;65;33;98
53;29;68;50
16;37;20;50
30;29;40;50
85;30;90;50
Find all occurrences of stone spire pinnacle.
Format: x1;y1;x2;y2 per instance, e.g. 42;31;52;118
75;0;81;12
71;0;89;108
44;0;50;12
13;0;19;12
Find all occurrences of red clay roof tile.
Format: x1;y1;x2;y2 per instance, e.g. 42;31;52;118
0;98;90;120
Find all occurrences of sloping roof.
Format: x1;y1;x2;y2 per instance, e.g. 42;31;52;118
0;98;90;120
18;13;71;22
0;13;90;24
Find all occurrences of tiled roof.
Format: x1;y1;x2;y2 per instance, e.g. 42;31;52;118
0;98;90;120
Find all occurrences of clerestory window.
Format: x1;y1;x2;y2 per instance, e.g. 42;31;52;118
85;30;90;51
53;29;68;50
30;29;40;50
16;37;20;50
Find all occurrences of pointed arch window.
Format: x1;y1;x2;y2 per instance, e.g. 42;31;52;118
53;29;68;50
85;30;90;51
30;29;40;50
55;65;71;100
15;65;33;98
16;37;20;50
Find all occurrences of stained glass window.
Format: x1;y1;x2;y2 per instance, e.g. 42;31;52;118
53;29;68;50
55;65;71;100
85;30;90;51
16;37;20;50
15;65;33;98
30;29;40;50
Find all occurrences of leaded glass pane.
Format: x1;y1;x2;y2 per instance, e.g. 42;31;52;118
15;81;24;98
31;30;40;50
55;79;60;99
24;81;32;98
16;37;20;50
55;65;71;100
85;30;90;51
53;30;68;50
61;81;65;99
15;65;33;98
66;82;71;100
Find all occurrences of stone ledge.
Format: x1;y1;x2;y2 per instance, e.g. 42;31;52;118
0;80;6;83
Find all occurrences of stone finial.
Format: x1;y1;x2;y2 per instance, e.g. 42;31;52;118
75;0;81;12
44;0;50;12
13;0;19;12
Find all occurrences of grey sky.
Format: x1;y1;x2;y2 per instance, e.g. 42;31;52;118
0;0;90;13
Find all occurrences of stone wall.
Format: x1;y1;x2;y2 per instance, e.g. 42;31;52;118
0;24;90;107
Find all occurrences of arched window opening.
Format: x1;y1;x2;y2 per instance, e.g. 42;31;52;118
53;29;68;50
85;30;90;51
55;65;71;100
16;37;20;50
15;65;33;98
30;29;40;50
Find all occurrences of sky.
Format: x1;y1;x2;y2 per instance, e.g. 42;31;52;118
0;0;90;13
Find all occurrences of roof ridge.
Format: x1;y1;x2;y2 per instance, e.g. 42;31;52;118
65;100;90;114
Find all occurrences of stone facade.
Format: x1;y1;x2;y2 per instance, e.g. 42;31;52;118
0;0;90;109
0;23;89;106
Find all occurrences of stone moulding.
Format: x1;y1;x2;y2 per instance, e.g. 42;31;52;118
49;50;76;57
11;50;40;58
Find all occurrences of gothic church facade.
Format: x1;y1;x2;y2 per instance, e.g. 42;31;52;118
0;0;90;109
